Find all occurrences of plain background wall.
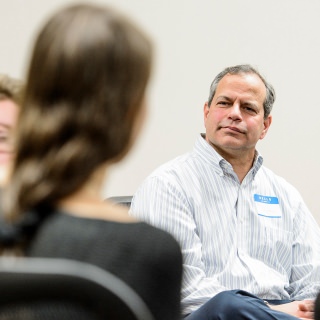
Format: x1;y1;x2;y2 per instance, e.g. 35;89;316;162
1;0;319;225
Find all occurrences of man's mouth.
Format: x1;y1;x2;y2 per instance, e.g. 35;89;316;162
223;126;244;134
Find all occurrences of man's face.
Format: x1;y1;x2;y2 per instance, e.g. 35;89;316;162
204;73;272;157
0;98;19;165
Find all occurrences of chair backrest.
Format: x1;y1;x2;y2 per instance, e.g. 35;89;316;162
316;291;320;320
0;257;154;320
107;196;133;208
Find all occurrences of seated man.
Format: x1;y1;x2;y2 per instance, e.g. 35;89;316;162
0;74;22;187
130;64;320;320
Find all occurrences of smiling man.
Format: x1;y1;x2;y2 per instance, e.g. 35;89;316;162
0;74;23;187
130;64;320;320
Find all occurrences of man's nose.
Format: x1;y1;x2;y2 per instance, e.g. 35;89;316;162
228;103;242;121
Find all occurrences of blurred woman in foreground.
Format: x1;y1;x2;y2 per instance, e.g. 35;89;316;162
0;4;182;320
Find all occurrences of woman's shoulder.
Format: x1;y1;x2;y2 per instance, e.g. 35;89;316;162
137;221;181;249
136;222;183;272
58;198;137;223
54;204;182;253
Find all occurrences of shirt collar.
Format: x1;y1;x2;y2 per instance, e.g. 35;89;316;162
194;133;263;178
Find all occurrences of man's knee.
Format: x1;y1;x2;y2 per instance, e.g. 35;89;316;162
186;290;268;320
206;290;251;317
210;290;241;307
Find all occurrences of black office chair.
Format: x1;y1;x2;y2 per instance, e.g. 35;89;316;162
315;291;320;320
0;257;154;320
107;196;133;208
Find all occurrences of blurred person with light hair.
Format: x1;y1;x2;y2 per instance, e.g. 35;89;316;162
0;74;23;186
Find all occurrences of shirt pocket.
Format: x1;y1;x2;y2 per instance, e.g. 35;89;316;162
261;227;293;271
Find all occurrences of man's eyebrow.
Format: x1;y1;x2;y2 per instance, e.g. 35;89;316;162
216;95;232;101
242;101;258;107
0;123;10;130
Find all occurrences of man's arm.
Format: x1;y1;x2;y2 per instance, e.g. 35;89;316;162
288;200;320;301
269;300;314;319
130;175;227;314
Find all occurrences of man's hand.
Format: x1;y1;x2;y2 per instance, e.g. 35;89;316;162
269;300;314;319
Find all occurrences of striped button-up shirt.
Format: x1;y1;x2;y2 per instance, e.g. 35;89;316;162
130;134;320;316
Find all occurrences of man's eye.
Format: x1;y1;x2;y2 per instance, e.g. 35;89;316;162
243;106;256;113
217;101;228;106
0;134;9;143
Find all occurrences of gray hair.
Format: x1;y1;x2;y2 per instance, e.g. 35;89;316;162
207;64;275;119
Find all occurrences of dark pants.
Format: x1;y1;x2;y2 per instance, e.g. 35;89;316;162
184;290;299;320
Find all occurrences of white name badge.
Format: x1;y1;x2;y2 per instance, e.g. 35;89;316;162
254;194;282;218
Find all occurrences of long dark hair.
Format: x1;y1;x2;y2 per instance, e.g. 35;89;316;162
1;3;152;248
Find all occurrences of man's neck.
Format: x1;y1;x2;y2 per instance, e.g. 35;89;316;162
212;144;256;183
229;157;254;183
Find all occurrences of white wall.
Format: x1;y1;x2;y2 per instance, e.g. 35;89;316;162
1;0;320;225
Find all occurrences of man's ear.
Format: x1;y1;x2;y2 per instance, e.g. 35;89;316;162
260;115;272;140
204;101;210;119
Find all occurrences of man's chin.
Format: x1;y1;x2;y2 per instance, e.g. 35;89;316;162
0;165;9;187
0;152;12;165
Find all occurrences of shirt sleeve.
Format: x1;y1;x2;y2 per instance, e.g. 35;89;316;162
130;175;227;315
288;198;320;300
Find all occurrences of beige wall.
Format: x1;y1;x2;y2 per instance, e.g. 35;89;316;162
1;0;320;225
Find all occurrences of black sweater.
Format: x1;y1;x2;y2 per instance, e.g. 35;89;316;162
26;210;183;320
